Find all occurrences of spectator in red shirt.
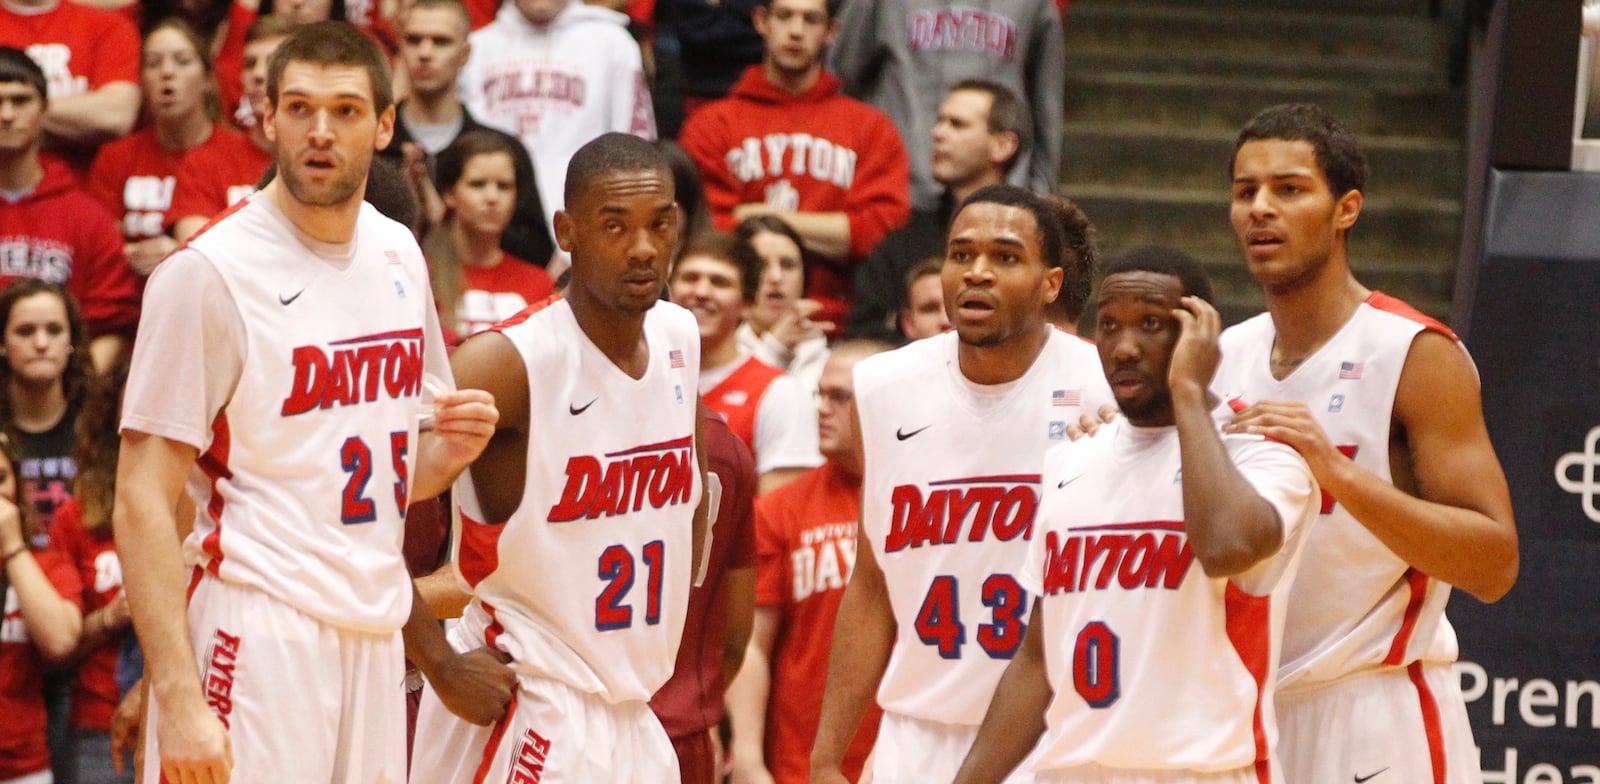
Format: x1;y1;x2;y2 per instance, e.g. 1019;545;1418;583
0;49;141;369
0;430;85;783
725;339;890;784
422;131;555;340
679;0;910;329
0;0;141;163
87;18;257;281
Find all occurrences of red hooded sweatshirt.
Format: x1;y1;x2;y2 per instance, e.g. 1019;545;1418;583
0;159;140;340
681;65;911;316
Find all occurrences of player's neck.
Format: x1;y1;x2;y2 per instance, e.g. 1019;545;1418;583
265;179;363;245
568;294;651;379
403;91;462;127
958;320;1051;386
1265;265;1370;371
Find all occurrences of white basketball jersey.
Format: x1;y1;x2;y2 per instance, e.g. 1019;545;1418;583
183;197;442;633
1022;416;1317;774
854;329;1112;725
1212;293;1468;693
453;298;703;703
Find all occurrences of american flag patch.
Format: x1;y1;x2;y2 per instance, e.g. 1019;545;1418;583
384;249;401;265
669;349;685;368
1338;361;1364;380
1052;389;1081;406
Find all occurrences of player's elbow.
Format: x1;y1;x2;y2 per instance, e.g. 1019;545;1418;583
1465;540;1519;604
1190;521;1282;579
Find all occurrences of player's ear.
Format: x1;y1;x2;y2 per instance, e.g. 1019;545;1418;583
1334;188;1362;232
554;210;575;253
262;99;278;144
1041;264;1064;305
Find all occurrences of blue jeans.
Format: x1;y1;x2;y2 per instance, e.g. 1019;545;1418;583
67;729;130;784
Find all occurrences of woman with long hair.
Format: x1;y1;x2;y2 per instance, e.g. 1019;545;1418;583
423;131;554;340
50;360;135;783
734;214;829;394
86;17;251;279
0;430;84;783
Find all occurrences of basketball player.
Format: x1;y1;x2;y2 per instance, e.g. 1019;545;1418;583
408;132;710;782
810;184;1113;784
954;247;1319;783
114;22;513;784
1216;103;1517;783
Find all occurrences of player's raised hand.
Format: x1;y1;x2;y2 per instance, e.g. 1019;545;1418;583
157;693;232;784
1167;295;1222;398
431;645;517;726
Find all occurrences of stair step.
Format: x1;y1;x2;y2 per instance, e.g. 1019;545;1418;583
1064;3;1446;64
1065;71;1465;138
1065;47;1440;85
1060;123;1465;200
1072;0;1433;15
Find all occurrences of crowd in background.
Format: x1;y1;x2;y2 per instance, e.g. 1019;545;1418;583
0;0;1080;781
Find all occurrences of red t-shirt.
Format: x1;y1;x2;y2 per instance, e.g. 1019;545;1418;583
650;413;757;738
0;1;138;100
455;255;556;338
0;159;140;340
0;542;83;779
168;132;274;227
50;499;124;730
754;461;881;783
87;125;254;241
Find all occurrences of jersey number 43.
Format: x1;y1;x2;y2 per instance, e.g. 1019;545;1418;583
913;574;1027;660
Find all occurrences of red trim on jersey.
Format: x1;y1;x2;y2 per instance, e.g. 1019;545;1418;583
186;566;205;601
1407;661;1448;784
457;511;503;588
330;327;425;345
1382;568;1429;666
471;691;519;784
181;196;253;246
197;413;233;575
605;435;695;458
1223;582;1273;779
488;292;565;334
927;474;1043;486
1364;292;1457;341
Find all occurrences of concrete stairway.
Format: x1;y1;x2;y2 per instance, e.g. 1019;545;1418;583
1060;0;1466;325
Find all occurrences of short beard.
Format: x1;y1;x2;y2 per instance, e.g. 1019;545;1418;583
278;152;368;208
1116;386;1173;425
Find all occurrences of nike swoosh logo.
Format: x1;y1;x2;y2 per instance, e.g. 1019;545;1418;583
1355;768;1389;783
278;289;304;306
1057;475;1084;490
569;398;597;415
895;424;930;441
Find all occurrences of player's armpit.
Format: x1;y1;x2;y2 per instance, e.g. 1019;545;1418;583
1380;330;1518;601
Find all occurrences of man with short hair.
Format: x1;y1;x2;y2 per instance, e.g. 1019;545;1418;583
954;247;1319;783
811;184;1114;784
0;46;139;370
381;0;553;265
115;23;515;784
459;0;655;246
725;339;891;784
669;231;823;494
826;0;1063;211
898;258;949;341
848;80;1026;342
408;133;708;782
0;0;140;154
1216;103;1517;784
679;0;910;329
